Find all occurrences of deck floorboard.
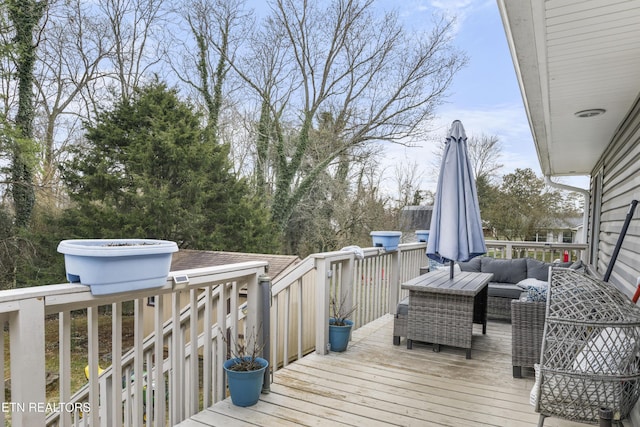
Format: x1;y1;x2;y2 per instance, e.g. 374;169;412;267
178;315;603;427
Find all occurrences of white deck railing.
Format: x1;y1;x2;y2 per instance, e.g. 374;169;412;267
0;239;587;426
1;262;268;427
485;240;587;262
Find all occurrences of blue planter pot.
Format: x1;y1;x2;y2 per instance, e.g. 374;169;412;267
223;357;268;407
57;239;178;295
370;231;402;251
329;318;354;352
415;230;430;242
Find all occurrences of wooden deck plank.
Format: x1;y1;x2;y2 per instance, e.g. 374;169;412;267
177;314;604;427
279;359;536;425
197;400;302;426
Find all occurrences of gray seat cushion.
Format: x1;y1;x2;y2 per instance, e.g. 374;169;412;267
488;282;524;299
482;257;527;284
526;258;575;281
526;258;549;281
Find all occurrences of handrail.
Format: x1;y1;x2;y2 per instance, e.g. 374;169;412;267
1;261;267;427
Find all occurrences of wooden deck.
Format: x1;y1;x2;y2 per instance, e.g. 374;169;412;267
178;315;599;427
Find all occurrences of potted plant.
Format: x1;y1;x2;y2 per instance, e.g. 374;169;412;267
329;296;357;352
223;327;269;407
57;239;178;295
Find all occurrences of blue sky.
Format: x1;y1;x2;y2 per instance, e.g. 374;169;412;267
375;0;590;193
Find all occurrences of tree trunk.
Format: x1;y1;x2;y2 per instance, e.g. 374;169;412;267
8;0;47;228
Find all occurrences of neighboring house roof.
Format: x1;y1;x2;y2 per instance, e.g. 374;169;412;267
497;1;640;177
544;216;583;230
170;249;300;280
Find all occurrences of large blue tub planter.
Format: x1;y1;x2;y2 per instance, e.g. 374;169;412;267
370;231;402;251
415;230;430;242
57;239;178;295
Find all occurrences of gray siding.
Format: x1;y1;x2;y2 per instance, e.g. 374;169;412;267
590;95;640;296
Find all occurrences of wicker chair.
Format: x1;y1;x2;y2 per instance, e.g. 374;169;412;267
511;297;545;378
393;296;408;345
533;268;640;426
489;296;514;321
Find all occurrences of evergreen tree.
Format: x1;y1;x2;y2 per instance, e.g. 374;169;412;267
60;82;277;253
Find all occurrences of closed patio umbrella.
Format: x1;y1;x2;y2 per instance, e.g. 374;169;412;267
426;120;486;279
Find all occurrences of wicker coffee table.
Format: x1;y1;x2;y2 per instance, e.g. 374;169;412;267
402;270;493;359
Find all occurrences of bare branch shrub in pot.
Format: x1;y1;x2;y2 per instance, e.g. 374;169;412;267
330;295;357;326
223;326;265;372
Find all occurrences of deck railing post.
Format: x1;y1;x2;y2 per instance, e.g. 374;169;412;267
505;243;513;259
340;254;355;324
315;256;330;355
9;297;46;427
246;273;260;344
388;249;401;315
259;274;271;393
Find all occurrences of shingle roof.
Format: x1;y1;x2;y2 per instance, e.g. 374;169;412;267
170;249;300;279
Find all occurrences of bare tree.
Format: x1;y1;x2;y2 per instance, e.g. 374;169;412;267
167;0;251;144
467;134;503;183
393;161;425;208
230;0;466;230
431;133;503;183
98;0;168;101
33;0;114;207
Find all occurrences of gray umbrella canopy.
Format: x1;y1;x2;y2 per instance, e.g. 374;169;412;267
426;120;486;278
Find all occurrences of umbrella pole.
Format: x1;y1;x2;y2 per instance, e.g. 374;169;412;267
449;260;454;279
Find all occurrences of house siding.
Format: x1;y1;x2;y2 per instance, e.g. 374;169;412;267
589;95;640;297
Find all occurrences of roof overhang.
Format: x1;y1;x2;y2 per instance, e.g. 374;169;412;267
497;0;640;177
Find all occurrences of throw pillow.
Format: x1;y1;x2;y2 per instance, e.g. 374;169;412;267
530;363;541;407
573;327;636;374
517;277;548;290
570;259;585;273
526;285;547;302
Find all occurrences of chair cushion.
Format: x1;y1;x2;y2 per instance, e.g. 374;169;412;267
526;258;550;281
458;257;482;273
397;296;409;316
488;282;524;299
482;257;527;283
527;259;581;281
573;327;636;374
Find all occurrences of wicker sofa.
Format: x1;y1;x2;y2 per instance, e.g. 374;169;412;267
458;257;576;320
511;298;546;378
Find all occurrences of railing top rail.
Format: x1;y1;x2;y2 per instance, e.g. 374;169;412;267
271;242;427;297
0;261;268;311
311;242;426;261
399;242;428;251
485;240;587;249
271;256;315;296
